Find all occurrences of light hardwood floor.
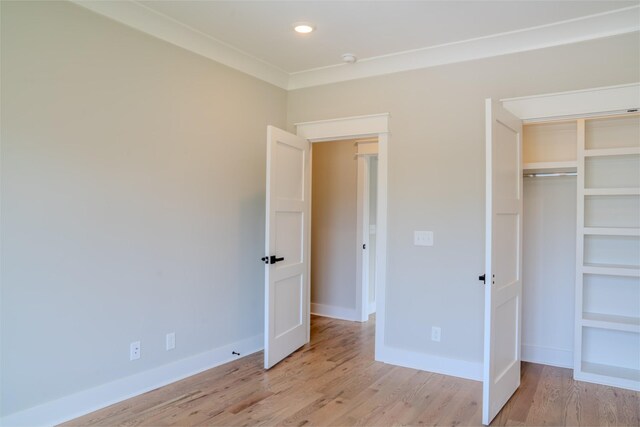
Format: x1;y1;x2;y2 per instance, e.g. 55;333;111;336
65;315;640;426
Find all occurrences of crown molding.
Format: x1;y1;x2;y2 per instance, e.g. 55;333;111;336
70;0;290;89
288;6;640;90
71;1;639;91
501;82;640;121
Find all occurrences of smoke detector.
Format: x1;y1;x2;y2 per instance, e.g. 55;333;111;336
341;53;357;64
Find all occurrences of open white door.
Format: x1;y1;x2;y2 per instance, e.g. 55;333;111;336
263;125;310;369
482;99;523;424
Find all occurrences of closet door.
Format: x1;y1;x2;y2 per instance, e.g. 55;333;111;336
482;99;523;425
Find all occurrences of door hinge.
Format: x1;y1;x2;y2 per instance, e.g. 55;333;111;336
478;274;495;284
363;243;366;250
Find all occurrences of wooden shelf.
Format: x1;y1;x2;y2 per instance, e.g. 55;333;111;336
583;227;640;236
584;188;640;196
582;313;640;333
582;263;640;277
523;161;577;173
578;363;640;391
584;147;640;157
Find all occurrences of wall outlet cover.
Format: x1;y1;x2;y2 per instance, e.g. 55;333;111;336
166;333;175;351
130;341;141;360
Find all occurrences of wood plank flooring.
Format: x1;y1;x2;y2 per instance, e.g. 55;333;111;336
64;315;640;426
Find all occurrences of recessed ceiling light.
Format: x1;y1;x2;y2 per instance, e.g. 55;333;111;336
293;23;315;34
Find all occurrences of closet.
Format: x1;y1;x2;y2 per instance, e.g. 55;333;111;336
521;112;640;392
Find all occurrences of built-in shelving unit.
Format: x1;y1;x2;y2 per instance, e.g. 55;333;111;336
575;113;640;391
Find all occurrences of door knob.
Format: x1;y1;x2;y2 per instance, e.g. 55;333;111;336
261;255;285;264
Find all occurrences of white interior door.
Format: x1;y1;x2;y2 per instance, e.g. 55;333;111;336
264;125;310;369
356;154;370;322
483;99;523;425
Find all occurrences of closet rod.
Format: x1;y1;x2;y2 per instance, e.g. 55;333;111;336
523;172;577;178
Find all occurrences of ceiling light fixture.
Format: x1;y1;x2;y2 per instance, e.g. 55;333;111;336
293;23;315;34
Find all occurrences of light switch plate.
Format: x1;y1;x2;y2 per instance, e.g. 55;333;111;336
414;231;434;246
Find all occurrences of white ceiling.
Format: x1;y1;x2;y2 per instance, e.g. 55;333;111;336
137;1;638;73
74;0;640;89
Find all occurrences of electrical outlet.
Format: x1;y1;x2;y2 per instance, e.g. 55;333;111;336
130;341;141;360
166;332;175;351
431;327;441;342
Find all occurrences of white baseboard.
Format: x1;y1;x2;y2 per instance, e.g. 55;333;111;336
521;344;573;369
1;334;263;427
368;301;376;315
378;345;482;381
311;303;359;321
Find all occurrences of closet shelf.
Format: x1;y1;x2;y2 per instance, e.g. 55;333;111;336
523;161;577;173
584;188;640;196
584;147;640;157
582;313;640;333
579;363;640;389
582;263;640;277
583;227;640;236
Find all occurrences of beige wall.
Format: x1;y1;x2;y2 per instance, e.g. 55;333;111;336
288;33;640;363
2;0;639;418
1;1;286;416
311;140;358;313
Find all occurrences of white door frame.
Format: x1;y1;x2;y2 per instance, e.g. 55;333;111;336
296;113;389;359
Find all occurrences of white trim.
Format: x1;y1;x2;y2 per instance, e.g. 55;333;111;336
378;346;482;382
575;370;640;392
288;7;640;89
521;344;573;369
374;132;389;362
368;301;377;315
72;1;639;90
502;83;640;121
310;303;359;322
296;113;389;363
70;0;289;89
1;335;263;427
297;114;390;141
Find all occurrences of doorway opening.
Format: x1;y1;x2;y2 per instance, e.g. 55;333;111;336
263;113;389;369
310;139;378;324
